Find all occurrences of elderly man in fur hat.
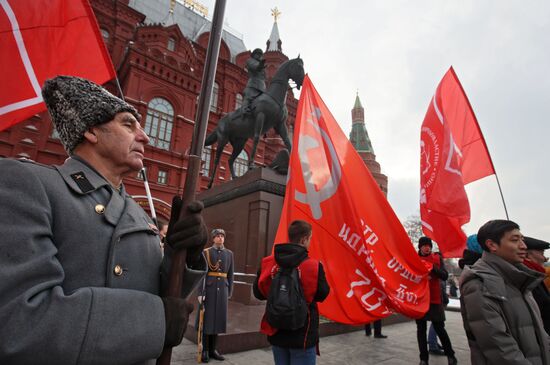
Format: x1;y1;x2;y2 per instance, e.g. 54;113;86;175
0;76;208;364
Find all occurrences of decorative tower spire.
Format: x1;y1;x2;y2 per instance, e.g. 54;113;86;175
349;92;373;153
348;92;388;196
266;7;282;52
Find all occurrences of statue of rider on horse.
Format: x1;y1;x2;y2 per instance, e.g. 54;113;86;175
204;53;305;189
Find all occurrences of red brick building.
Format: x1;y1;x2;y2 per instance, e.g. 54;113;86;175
0;0;297;222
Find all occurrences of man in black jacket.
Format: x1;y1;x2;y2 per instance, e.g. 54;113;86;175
253;220;330;365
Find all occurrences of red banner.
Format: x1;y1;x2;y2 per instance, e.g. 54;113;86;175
275;75;430;324
442;68;495;184
420;67;495;257
0;0;116;131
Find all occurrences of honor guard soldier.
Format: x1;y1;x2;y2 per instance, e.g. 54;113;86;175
198;228;234;362
0;76;208;364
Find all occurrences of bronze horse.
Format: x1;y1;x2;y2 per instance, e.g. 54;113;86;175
204;57;305;188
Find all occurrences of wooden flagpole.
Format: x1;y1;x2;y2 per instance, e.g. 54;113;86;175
156;1;227;364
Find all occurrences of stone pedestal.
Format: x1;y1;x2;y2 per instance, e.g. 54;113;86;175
187;168;412;354
197;167;286;305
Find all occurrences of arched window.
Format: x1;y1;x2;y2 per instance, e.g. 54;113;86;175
210;82;219;112
235;93;243;110
144;98;174;150
234;150;249;177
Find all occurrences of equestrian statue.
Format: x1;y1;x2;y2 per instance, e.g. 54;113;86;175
204;56;305;188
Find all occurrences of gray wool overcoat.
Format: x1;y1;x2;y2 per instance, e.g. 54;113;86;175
0;157;205;365
200;246;234;334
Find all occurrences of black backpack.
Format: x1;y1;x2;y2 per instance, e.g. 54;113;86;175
266;266;308;330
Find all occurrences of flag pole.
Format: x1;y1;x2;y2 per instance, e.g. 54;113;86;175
141;167;159;227
448;67;510;220
494;172;509;219
114;77;125;102
156;0;227;364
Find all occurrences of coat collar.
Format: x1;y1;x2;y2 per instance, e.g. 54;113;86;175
55;156;114;195
56;157;129;226
465;252;545;298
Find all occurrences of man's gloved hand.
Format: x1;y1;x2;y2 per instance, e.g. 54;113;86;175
166;196;208;265
161;297;194;348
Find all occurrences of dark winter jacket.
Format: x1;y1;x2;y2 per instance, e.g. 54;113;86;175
460;252;550;365
458;248;482;269
418;252;448;322
253;243;330;349
524;259;550;335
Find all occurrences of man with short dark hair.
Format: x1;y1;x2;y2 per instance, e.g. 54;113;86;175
460;220;550;365
415;237;457;365
253;220;330;365
0;76;207;364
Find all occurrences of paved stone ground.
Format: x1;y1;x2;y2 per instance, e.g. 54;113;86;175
172;311;471;364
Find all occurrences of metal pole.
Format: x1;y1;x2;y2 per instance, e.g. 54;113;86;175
114;77;125;101
494;172;509;220
157;1;226;364
141;167;158;227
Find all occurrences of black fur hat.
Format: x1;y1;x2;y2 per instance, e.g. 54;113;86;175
42;76;139;154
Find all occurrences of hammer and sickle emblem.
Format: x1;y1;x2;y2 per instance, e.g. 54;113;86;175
295;108;342;220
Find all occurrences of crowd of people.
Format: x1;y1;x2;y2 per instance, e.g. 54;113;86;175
0;75;548;365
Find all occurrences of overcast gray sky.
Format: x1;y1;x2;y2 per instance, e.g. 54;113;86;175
202;0;550;240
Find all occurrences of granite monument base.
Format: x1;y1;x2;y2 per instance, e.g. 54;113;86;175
186;168;411;354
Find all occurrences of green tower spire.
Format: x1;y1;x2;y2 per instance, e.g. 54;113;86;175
349;93;374;153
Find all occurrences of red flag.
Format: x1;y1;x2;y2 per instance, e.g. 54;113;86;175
0;0;116;131
275;75;430;324
420;67;495;257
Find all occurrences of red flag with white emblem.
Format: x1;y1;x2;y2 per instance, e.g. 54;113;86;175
274;75;430;324
0;0;116;131
420;67;495;257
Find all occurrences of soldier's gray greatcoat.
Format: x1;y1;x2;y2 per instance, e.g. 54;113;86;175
0;156;205;365
200;246;234;334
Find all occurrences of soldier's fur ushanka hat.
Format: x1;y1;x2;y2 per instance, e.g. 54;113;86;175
41;76;140;154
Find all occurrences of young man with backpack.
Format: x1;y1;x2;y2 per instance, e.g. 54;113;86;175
253;220;330;365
